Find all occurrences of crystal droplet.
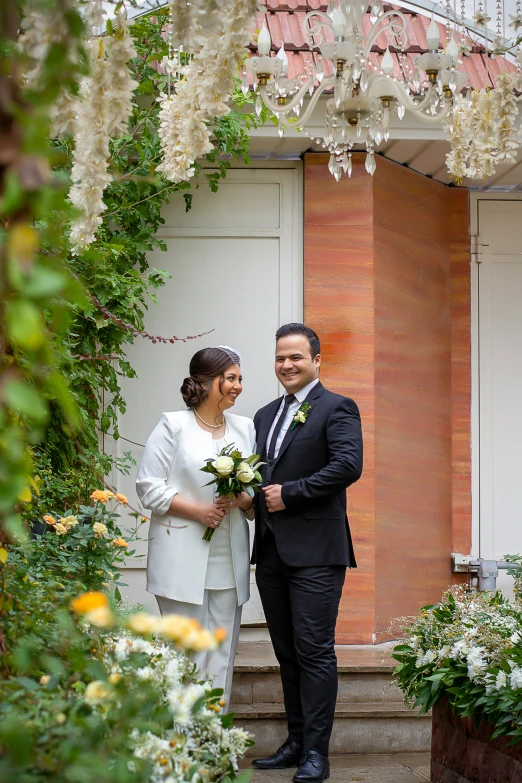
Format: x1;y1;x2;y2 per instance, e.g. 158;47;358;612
341;151;349;173
449;70;458;93
316;56;324;83
241;70;249;96
255;94;262;117
397;103;405;120
347;155;353;178
365;152;376;175
328;153;337;175
356;122;362;139
278;119;284;137
334;169;342;182
360;69;369;92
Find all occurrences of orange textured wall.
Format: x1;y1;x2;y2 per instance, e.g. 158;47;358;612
373;158;453;639
304;152;471;643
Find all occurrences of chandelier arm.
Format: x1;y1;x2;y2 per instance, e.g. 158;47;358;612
362;10;409;59
259;78;333;124
302;10;334;48
408;102;452;122
389;81;437;113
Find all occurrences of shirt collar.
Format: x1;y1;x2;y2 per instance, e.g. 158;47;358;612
285;378;319;404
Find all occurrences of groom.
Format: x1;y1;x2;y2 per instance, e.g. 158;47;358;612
251;323;363;783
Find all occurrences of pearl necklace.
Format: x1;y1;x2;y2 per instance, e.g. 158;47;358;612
194;409;225;429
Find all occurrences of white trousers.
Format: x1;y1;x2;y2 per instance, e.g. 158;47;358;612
156;588;241;710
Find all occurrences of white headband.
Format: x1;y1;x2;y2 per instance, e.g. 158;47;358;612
215;345;241;367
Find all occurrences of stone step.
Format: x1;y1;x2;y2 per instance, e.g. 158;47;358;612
232;641;404;705
232;669;404;704
232;701;432;756
232;642;431;756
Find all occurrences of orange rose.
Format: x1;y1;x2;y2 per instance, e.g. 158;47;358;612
115;493;128;505
43;514;57;526
90;490;115;504
214;627;228;643
112;538;128;548
70;591;109;615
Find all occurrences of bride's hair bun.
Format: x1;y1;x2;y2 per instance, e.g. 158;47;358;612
180;376;206;408
181;347;241;409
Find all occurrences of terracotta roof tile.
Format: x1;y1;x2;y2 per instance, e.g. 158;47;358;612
251;0;514;87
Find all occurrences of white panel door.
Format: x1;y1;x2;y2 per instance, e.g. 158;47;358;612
106;166;302;620
477;201;522;584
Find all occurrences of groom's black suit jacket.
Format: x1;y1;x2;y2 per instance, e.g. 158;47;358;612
252;381;362;568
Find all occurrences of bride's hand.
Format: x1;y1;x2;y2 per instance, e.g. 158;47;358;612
197;503;226;529
215;493;253;512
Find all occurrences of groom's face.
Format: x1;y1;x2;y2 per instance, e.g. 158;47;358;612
275;334;321;394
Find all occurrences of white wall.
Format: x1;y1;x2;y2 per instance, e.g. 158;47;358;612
106;165;303;624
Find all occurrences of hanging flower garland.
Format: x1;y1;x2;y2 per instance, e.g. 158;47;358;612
445;72;522;182
68;9;138;252
156;0;258;184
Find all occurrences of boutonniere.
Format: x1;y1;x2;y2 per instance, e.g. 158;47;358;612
290;401;312;430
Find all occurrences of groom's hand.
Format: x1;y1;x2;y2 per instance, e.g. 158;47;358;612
263;484;286;513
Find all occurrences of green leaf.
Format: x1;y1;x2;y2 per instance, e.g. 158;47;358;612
4;379;48;424
25;267;68;299
6;300;45;350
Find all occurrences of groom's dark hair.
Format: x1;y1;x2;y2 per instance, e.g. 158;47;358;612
276;323;321;359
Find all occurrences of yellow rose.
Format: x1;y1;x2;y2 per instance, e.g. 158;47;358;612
93;522;108;537
55;713;67;724
61;515;79;528
84;680;110;705
71;591;109;615
115;493;128;505
55;523;68;535
157;614;202;642
40;675;51;686
127;612;158;635
108;672;122;685
186;628;218;652
84;606;114;629
112;537;128;548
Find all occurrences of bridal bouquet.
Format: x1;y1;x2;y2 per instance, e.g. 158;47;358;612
200;443;264;541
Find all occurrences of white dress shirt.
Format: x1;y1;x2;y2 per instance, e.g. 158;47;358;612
266;378;319;459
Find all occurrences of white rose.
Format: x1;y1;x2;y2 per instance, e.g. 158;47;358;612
212;456;235;477
236;462;255;484
294;411;307;424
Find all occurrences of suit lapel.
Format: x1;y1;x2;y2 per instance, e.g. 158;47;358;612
257;397;283;459
272;381;325;467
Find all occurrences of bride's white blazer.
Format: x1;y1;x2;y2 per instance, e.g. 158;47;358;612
136;410;255;606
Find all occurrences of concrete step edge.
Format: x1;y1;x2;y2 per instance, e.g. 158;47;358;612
234;664;397;674
231;702;430;720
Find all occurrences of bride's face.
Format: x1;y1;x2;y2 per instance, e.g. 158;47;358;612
209;364;243;410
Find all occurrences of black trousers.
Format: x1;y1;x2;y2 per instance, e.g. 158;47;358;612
255;529;346;755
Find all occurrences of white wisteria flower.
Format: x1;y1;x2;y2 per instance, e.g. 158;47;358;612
156;0;258;185
69;11;138;252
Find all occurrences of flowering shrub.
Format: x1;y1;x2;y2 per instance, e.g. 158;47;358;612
0;505;252;781
26;489;140;592
393;585;522;743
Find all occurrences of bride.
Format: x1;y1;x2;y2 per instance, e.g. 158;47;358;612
136;346;255;708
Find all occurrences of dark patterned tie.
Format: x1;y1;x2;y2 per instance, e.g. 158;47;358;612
267;394;296;462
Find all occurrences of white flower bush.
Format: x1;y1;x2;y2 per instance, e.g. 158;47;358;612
445;72;522;182
95;629;253;782
393;584;522;743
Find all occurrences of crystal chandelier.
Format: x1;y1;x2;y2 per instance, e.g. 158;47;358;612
246;1;469;179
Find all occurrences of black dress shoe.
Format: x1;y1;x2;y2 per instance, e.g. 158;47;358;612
251;739;303;769
293;750;330;782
